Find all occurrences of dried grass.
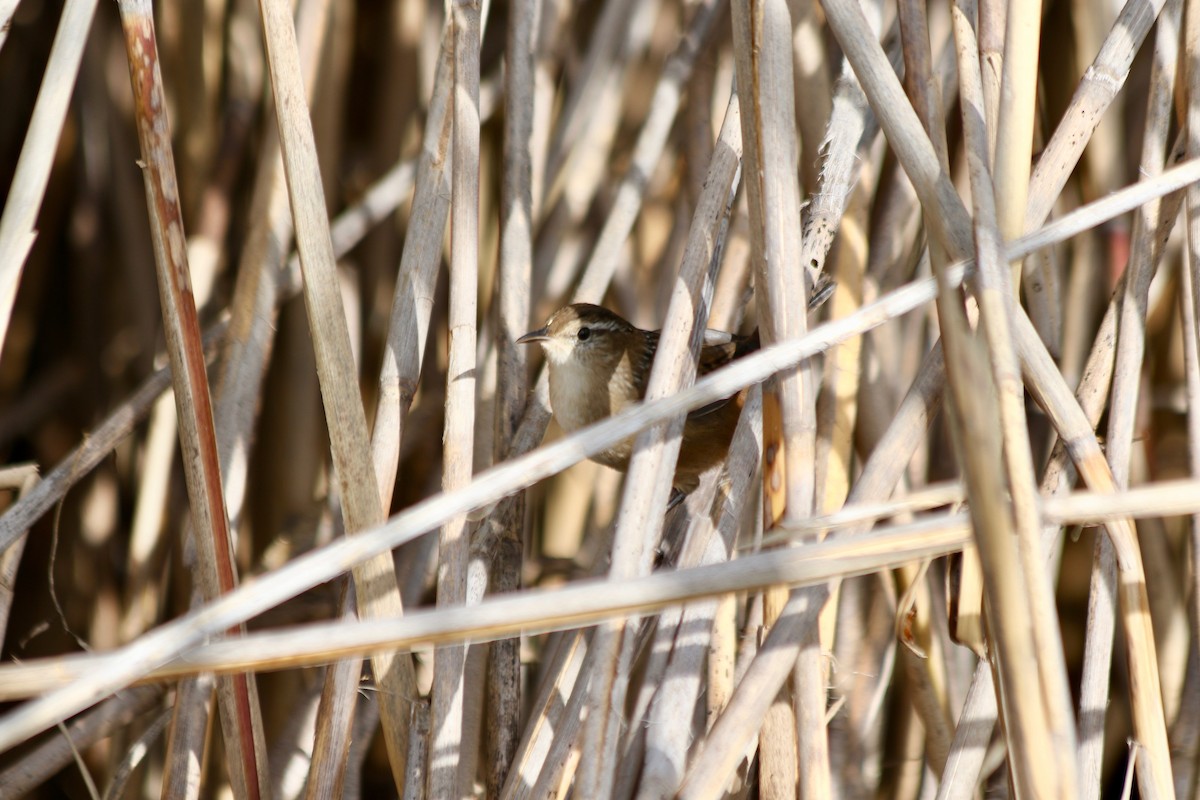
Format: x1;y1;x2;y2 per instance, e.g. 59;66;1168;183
1;0;1199;796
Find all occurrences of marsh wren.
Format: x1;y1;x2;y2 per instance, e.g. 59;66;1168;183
517;303;758;493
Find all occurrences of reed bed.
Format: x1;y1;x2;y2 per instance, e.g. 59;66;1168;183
1;0;1199;796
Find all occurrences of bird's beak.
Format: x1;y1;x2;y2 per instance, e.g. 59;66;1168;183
516;327;549;344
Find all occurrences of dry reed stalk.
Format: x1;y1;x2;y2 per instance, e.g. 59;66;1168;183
257;0;416;790
801;23;875;729
191;3;325;792
801;0;886;287
767;481;963;541
0;153;415;557
485;0;538;791
461;0;719;575
58;153;1104;791
0;686;162;796
304;595;364;798
0;0;20;52
116;0;268;794
104;705;171;797
636;388;764;798
990;0;1040;262
789;0;834;197
812;151;869;707
614;616;673;797
819;0;971;253
806;0;880;384
265;666;328;798
1015;311;1175;797
792;3;969;796
616;253;752;798
0;264;993;758
729;2;819;795
953;1;1080;790
120;390;176;644
677;586;826;800
897;0;979;779
12;4;1200;792
540;0;639;204
1077;2;1182;794
428;1;482;796
941;272;1125;795
525;671;588;798
532;0;650;302
1025;0;1168;231
976;0;1004;155
1180;229;1200;795
920;17;1069;782
685;36;718;206
578;34;738;794
571;0;723;305
0;0;99;358
0;141;1186;574
501;631;587;798
1002;43;1061;352
211;0;331;535
0;518;974;693
159;660;214;799
1180;3;1200;787
808;44;871;533
934;657;996;800
896;561;955;773
826;0;1177;792
0;464;36;651
780;479;1200;538
1069;0;1123;207
371;22;454;511
1043;479;1200;520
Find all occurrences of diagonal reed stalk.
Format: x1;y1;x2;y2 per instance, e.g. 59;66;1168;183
5;1;1200;795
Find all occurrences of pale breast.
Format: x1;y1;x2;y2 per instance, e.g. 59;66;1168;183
547;353;640;470
547;357;605;433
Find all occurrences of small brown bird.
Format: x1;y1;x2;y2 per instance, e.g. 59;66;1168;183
517;303;758;493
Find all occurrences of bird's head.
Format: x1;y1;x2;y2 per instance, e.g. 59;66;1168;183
516;303;638;367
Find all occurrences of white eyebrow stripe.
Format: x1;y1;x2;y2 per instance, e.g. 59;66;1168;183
580;319;626;332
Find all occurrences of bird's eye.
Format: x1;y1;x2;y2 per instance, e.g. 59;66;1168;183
577;327;591;341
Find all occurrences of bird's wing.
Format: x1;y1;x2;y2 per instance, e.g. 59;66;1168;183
687;396;735;420
697;329;758;371
687;329;759;420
